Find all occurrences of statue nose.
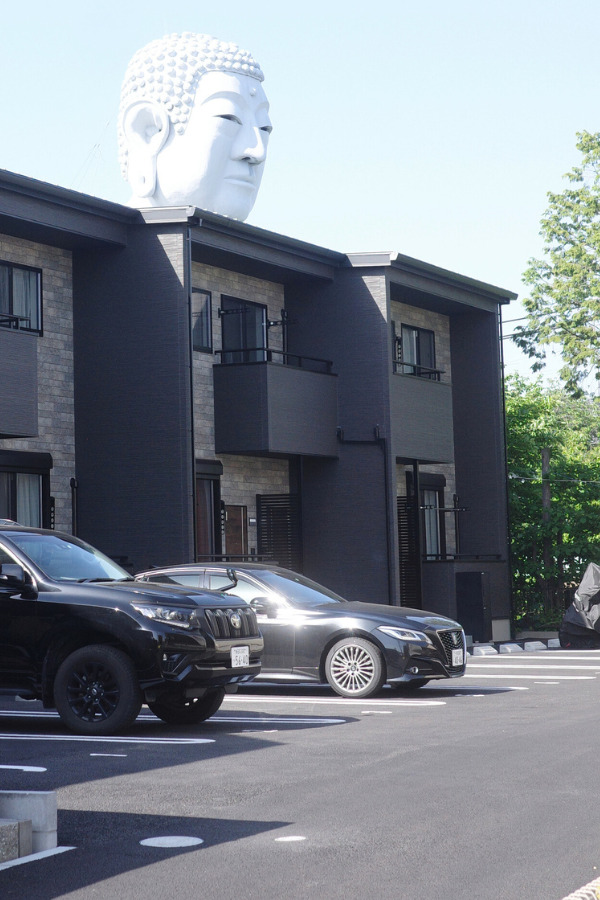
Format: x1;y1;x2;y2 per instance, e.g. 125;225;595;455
234;124;268;164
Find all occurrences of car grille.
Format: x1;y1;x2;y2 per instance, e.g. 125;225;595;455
437;629;465;672
204;606;259;639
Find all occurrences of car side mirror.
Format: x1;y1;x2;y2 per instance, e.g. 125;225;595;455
0;563;27;588
250;596;279;618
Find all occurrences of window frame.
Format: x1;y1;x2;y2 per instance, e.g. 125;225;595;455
397;323;438;380
191;288;212;353
219;295;268;363
0;451;53;529
421;486;446;560
0;260;43;335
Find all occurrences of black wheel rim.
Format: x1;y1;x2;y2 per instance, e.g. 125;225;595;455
65;662;120;722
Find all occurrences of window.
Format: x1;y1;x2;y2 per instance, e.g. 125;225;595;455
0;451;52;528
195;460;224;560
404;470;446;563
219;295;267;363
0;262;42;333
148;573;202;588
206;572;263;603
191;288;212;352
0;472;42;527
398;324;438;380
422;488;443;559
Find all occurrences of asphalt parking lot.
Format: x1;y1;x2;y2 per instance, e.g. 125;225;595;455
2;650;600;900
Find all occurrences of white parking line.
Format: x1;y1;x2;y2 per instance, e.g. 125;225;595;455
468;663;600;670
225;695;446;706
0;734;215;744
463;673;595;680
505;653;600;660
0;846;75;872
212;716;346;724
90;753;128;757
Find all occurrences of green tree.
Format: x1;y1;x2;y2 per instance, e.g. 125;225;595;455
514;131;600;395
505;375;600;629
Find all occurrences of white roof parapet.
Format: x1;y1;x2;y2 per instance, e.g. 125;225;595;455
346;252;395;267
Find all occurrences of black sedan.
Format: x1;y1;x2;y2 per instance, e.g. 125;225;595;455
135;563;466;698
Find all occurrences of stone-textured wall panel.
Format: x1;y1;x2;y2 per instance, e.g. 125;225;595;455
0;235;74;531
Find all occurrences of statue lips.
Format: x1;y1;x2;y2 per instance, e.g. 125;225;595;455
224;164;260;190
226;175;257;189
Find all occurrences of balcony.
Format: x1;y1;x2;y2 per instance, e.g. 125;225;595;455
0;326;38;437
213;351;338;457
391;371;454;462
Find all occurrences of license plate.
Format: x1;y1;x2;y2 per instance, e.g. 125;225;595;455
231;646;249;668
452;649;464;667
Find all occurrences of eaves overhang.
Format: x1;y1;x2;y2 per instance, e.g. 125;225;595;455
347;250;518;313
144;206;346;285
0;169;137;250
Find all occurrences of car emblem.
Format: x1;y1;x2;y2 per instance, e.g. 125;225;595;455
452;632;461;646
230;612;242;630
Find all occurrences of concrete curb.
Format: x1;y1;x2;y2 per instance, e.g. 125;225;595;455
469;638;561;656
0;792;56;863
0;818;32;863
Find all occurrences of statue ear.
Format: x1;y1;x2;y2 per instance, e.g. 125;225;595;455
122;100;170;199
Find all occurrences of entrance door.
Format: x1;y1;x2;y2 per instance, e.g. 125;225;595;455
225;505;248;557
196;476;222;559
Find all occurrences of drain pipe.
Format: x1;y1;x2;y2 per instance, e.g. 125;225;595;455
70;478;78;536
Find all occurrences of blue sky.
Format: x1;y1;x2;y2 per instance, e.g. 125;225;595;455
2;0;597;377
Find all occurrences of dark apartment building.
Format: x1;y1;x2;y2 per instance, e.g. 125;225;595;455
0;171;517;642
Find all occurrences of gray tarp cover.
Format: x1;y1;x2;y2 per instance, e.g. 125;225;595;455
563;562;600;631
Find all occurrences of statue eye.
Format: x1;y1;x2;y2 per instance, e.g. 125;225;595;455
217;114;242;125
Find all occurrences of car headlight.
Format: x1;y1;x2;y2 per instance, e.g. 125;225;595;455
377;626;433;645
132;604;199;630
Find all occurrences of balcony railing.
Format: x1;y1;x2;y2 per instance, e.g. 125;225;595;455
195;554;277;563
393;359;443;380
215;347;333;374
422;553;503;562
0;313;32;330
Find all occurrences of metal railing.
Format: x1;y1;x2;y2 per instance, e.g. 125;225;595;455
0;313;32;330
215;347;333;374
393;359;443;380
422;553;503;562
195;554;278;563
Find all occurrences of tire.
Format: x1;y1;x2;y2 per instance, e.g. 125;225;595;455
54;645;142;735
148;687;225;725
559;628;600;649
325;637;385;698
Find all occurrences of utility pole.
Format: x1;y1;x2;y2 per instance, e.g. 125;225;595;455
541;448;553;610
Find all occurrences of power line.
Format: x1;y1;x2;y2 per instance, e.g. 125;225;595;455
509;472;600;485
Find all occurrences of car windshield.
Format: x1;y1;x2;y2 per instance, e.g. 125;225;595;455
253;569;348;609
5;533;131;583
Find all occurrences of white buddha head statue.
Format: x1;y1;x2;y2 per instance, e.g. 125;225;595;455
118;33;272;220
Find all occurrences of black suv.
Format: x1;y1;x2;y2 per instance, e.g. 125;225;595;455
0;526;263;734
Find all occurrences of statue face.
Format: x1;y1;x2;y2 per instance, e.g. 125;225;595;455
152;70;271;219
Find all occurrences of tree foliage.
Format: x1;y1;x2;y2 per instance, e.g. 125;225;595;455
514;131;600;395
506;375;600;628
